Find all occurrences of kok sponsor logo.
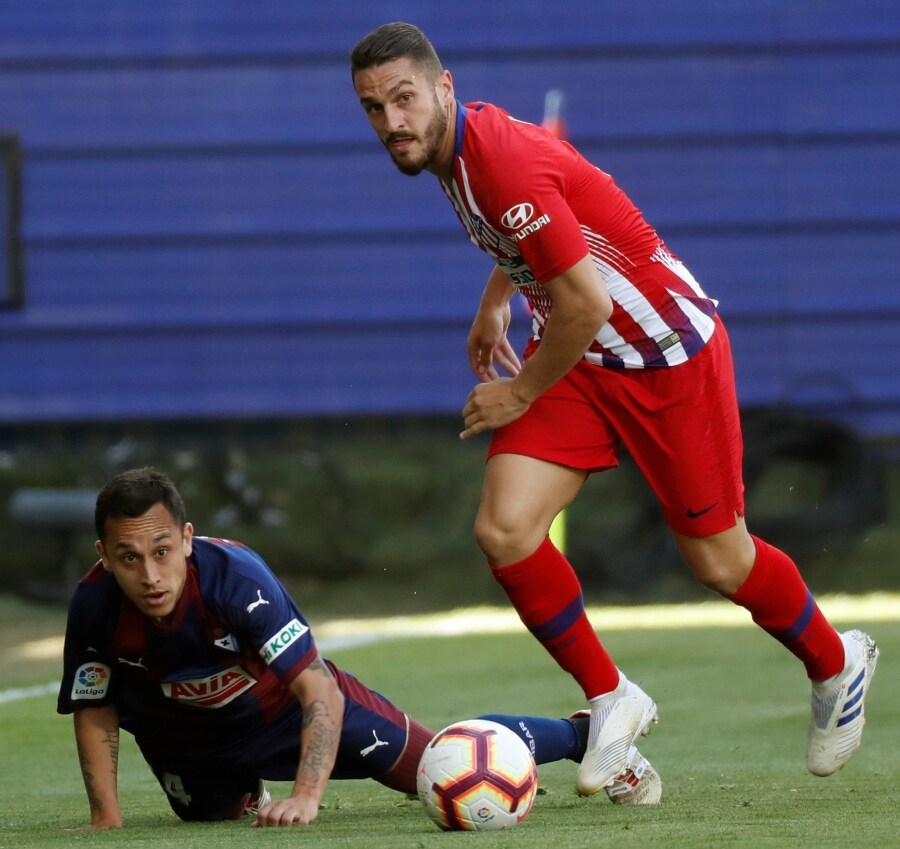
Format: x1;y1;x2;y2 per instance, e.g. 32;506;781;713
259;618;309;665
72;663;111;700
161;665;256;708
501;203;534;230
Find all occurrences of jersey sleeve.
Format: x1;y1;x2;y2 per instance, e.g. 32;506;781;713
57;569;118;714
470;109;591;282
199;538;319;685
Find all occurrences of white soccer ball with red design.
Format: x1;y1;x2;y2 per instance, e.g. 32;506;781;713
416;719;539;831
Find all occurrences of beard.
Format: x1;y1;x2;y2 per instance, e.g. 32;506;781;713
384;93;449;176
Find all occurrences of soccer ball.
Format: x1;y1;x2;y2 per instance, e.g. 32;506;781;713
416;719;539;831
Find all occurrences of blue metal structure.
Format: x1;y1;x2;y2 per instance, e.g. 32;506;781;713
1;2;897;435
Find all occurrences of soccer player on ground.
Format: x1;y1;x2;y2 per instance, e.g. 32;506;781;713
349;22;879;795
57;467;659;830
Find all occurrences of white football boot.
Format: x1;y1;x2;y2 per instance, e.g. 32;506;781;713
606;744;663;805
245;780;272;815
576;673;658;796
807;629;879;776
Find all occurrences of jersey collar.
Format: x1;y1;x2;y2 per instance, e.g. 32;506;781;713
452;100;468;163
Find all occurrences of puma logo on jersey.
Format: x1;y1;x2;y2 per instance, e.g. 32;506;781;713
360;730;390;757
246;589;270;613
117;657;147;670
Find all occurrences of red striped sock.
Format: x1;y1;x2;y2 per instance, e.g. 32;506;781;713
377;717;436;794
490;536;619;699
730;535;844;680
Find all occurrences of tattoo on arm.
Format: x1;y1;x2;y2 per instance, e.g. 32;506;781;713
305;655;329;675
296;658;340;791
105;727;120;772
78;725;119;815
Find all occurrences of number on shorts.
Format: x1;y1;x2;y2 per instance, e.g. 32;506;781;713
162;772;192;806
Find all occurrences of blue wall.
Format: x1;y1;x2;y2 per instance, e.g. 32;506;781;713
1;1;898;435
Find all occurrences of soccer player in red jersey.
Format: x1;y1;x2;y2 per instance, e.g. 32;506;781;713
58;467;659;830
350;22;878;793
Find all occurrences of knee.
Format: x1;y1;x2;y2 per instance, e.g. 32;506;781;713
474;510;539;565
691;558;747;596
677;530;757;597
474;511;512;562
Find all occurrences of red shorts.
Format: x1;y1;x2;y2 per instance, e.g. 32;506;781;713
488;318;745;537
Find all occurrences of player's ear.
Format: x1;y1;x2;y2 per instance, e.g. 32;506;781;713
182;522;194;556
438;69;454;107
96;540;111;570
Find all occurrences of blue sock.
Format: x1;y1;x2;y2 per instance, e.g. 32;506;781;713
476;713;586;765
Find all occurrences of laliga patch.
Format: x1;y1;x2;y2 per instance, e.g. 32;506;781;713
259;618;309;665
71;663;111;700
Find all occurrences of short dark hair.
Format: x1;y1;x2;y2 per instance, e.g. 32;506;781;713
350;22;443;81
95;467;187;540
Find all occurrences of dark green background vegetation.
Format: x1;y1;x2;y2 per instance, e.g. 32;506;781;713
0;412;895;616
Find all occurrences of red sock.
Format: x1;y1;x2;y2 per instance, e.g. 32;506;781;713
378;718;435;794
490;537;619;699
730;535;844;680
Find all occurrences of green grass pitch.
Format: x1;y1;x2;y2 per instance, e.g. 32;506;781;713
1;595;897;849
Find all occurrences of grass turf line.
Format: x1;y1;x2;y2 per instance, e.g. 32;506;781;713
2;616;897;849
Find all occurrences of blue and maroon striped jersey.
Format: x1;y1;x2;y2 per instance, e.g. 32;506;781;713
57;536;317;750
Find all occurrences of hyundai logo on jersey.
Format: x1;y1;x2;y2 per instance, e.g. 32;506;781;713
501;203;534;230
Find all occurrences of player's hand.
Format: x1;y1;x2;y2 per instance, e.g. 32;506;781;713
460;378;531;439
467;304;521;382
487;336;522;381
251;795;319;828
65;820;123;832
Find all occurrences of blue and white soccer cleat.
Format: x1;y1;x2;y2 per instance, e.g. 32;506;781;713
806;629;879;776
605;744;662;805
576;674;658;796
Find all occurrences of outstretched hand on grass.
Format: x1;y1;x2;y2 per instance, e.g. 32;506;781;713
251;794;320;828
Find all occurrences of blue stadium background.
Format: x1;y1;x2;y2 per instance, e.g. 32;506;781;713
1;0;898;438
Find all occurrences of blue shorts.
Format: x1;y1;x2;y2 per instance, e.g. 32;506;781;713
140;661;434;821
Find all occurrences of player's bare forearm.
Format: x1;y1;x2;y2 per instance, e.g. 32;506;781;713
467;267;521;380
511;254;611;403
482;264;517;308
460;255;610;438
295;692;340;792
253;656;344;827
73;706;124;829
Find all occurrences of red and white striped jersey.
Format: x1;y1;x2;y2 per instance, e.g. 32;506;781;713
440;102;718;368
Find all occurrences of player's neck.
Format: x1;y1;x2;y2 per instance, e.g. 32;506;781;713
428;100;458;183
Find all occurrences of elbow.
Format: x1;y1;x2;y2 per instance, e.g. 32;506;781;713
582;275;613;329
333;683;346;717
587;292;613;332
322;673;346;727
596;297;613;326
